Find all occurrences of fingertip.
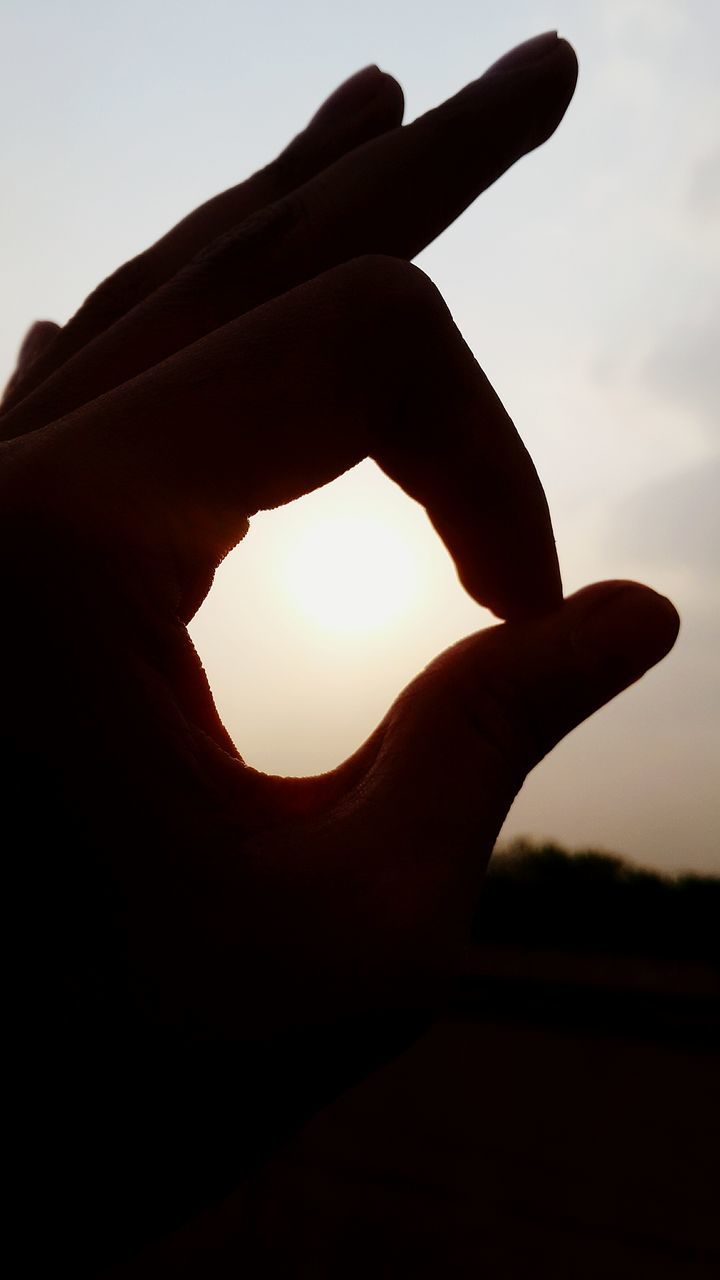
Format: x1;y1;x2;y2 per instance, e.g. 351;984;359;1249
550;36;580;107
528;37;579;147
570;581;681;683
312;66;404;128
483;30;577;88
2;319;61;409
481;32;579;150
18;319;61;369
554;36;579;85
456;515;563;624
482;568;564;624
376;68;405;128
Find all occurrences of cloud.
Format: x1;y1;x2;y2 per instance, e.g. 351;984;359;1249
643;300;720;440
599;0;689;43
688;147;720;223
607;455;720;574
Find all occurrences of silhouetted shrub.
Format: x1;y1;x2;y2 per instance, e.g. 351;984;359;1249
472;839;719;966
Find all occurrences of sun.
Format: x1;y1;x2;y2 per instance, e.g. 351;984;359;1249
283;512;421;634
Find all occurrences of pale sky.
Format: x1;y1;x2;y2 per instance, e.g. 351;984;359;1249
2;0;718;873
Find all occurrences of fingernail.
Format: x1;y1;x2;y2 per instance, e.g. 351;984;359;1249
485;31;560;77
313;66;385;123
572;585;680;683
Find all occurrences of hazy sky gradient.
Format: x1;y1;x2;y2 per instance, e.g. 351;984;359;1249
2;0;718;872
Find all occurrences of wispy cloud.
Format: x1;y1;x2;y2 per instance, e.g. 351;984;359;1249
643;300;720;441
688;147;720;223
608;456;720;574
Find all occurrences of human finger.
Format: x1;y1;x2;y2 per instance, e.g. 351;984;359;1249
1;320;61;407
2;34;577;442
44;256;560;622
181;582;678;1035
353;581;679;898
1;66;403;415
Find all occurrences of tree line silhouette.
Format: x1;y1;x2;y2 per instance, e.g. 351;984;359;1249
473;839;719;966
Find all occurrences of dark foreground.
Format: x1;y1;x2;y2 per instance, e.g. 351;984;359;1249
124;948;719;1278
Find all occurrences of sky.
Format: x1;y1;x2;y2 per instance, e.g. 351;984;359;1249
2;0;718;874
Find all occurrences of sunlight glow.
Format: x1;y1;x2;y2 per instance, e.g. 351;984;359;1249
283;513;420;634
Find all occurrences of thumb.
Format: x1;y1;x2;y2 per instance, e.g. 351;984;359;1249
367;581;680;863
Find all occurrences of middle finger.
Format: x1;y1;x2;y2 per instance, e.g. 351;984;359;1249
3;33;577;443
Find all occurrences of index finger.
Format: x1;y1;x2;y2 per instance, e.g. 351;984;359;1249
45;257;561;622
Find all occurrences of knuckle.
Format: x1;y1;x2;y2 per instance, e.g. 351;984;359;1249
261;139;304;193
329;258;465;436
341;254;442;308
205;195;301;268
333;256;453;349
166;195;303;313
58;251;158;359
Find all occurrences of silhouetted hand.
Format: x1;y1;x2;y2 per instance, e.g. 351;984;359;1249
4;34;678;1273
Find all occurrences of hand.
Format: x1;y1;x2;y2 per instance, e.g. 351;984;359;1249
4;34;678;1272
